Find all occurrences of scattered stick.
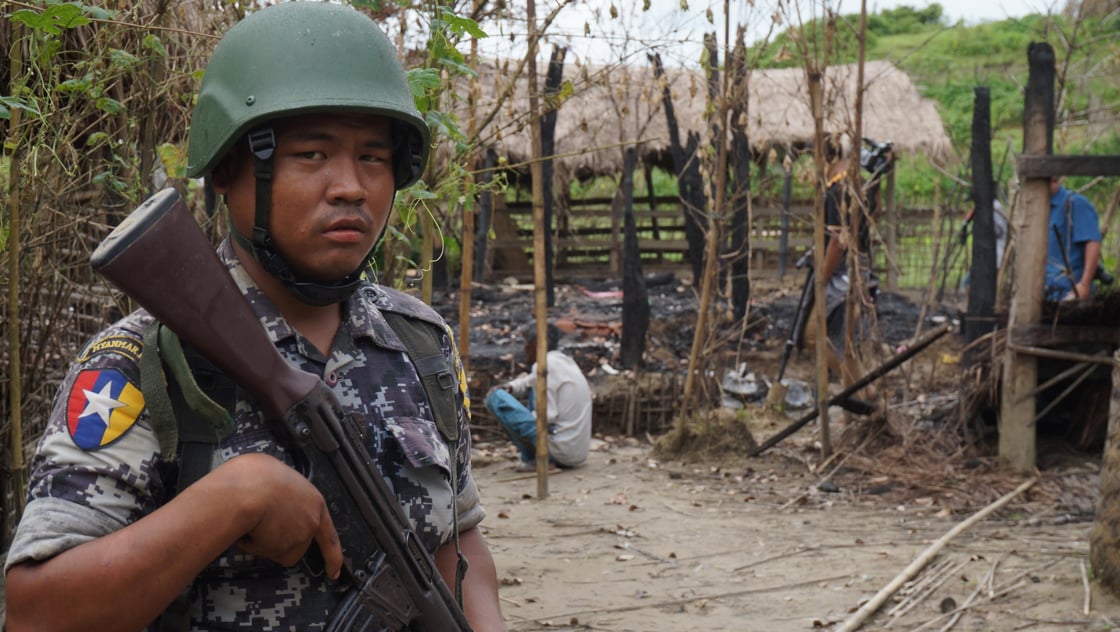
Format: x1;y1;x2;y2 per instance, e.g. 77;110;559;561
1080;559;1091;615
733;545;820;573
934;558;998;632
886;558;964;624
906;560;1054;631
833;477;1037;632
910;580;1028;632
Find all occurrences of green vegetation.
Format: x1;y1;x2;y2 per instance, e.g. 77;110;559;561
752;4;1120;206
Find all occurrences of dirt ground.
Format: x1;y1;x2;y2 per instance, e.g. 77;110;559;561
474;436;1120;631
449;272;1120;631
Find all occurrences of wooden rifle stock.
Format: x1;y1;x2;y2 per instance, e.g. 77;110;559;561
91;189;471;631
90;188;316;418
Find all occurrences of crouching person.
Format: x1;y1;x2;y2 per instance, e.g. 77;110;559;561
486;323;593;472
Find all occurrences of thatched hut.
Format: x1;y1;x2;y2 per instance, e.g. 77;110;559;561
455;57;953;186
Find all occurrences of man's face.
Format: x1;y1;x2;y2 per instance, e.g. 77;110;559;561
217;112;397;283
1050;177;1061;196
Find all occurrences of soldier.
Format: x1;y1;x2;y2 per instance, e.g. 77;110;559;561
5;3;505;630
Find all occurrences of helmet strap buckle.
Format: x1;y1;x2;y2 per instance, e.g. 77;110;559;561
247;127;276;162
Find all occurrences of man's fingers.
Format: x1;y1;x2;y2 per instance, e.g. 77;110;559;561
315;505;344;580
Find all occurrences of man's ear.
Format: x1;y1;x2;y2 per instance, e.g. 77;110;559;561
209;160;235;193
209;146;247;193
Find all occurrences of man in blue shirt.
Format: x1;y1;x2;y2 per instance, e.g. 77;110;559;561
1046;176;1102;301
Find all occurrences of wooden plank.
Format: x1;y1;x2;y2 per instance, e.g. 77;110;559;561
1018;154;1120;178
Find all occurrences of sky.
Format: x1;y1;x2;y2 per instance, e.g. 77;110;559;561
475;0;1064;66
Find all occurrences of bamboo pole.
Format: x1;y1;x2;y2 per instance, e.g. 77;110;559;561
6;19;29;531
526;0;549;499
835;477;1036;632
457;1;484;375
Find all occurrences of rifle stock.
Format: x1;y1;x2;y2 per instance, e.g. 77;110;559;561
91;188;471;631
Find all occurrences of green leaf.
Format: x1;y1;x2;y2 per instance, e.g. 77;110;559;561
11;4;90;35
109;48;142;69
408;68;442;90
142;34;167;58
438;57;477;79
81;5;117;20
438;8;488;39
0;95;41;117
55;76;92;93
157;143;188;178
95;97;125;114
0;104;8;121
85;131;110;147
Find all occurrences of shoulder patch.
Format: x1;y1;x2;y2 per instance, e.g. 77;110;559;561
66;369;146;450
76;335;143;364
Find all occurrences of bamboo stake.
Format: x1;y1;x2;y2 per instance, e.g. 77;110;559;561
834;477;1036;632
6;18;28;523
525;0;549;499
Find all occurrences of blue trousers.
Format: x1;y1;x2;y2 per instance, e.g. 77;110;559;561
485;389;538;463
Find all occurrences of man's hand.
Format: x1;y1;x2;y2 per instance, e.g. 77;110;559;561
220;453;343;579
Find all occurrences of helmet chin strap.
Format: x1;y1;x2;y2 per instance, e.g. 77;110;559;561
228;126;370;307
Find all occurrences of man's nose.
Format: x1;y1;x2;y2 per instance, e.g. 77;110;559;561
326;158;365;203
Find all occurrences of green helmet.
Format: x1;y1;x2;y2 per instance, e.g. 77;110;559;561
186;1;430;188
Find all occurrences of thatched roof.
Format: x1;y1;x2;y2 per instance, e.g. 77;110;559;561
455;57;953;181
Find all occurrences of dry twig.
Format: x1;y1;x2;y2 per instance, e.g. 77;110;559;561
834;477;1036;632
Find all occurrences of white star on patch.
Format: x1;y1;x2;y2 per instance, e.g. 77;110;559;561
80;381;125;424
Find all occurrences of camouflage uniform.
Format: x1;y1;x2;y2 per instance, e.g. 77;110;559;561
6;239;483;630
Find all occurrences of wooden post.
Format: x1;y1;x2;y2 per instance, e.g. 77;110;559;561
540;45;566;307
967;86;998;343
620;147;649;369
1000;42;1056;472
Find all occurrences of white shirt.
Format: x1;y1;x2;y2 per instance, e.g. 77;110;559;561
506;350;592;466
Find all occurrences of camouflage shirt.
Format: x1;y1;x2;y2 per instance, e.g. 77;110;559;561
7;239;483;630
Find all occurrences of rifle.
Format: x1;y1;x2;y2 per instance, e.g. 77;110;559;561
90;189;472;631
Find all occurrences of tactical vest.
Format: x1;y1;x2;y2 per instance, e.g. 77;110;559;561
139;311;463;631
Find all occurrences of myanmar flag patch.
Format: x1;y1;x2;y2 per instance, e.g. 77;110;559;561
66;369;146;450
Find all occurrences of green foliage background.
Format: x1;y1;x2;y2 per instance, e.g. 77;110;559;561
752;3;1120;207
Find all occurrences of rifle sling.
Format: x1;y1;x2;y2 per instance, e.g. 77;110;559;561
379;312;467;602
